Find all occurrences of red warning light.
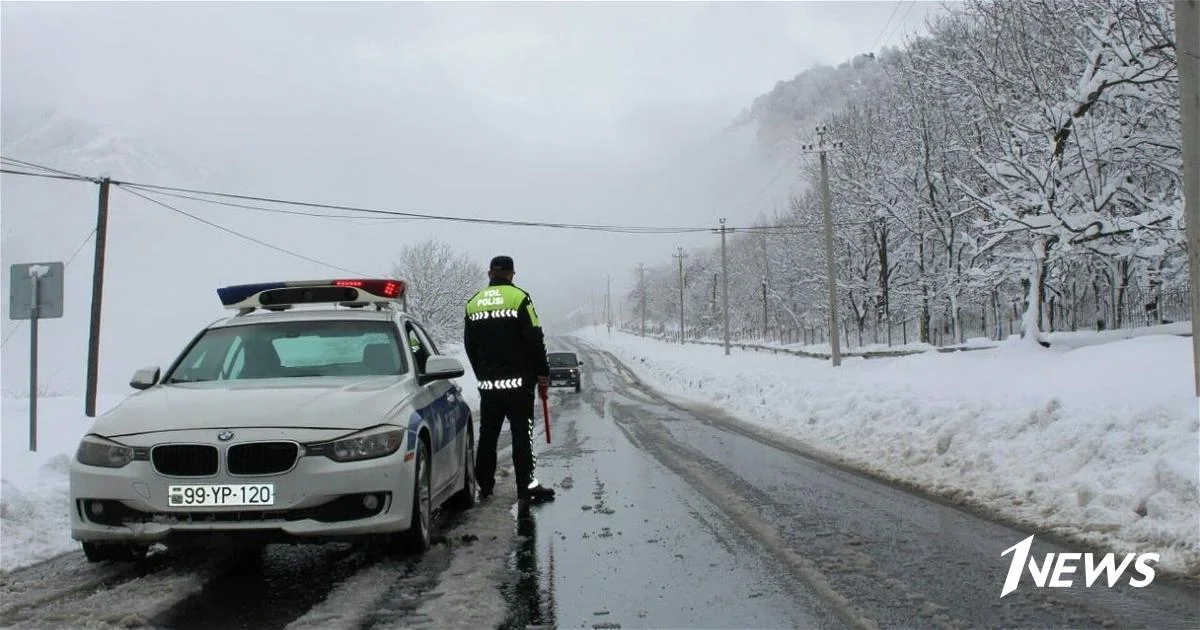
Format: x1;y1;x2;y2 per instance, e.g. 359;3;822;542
334;279;404;298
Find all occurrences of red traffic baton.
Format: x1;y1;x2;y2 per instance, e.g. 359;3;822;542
540;390;552;444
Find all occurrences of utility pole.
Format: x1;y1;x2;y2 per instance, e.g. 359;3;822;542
606;274;612;336
713;218;733;355
638;263;646;337
761;230;770;338
1177;0;1200;397
803;127;844;367
85;178;111;417
762;278;768;337
673;247;687;343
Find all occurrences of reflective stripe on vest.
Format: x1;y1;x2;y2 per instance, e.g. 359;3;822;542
468;309;519;321
478;377;524;390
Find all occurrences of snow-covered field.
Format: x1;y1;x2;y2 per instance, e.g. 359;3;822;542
577;325;1200;578
0;351;478;572
1;395;126;570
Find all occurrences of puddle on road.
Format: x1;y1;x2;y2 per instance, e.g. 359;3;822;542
498;506;556;630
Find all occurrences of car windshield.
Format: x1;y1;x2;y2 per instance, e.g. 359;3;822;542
166;319;407;383
548;353;578;367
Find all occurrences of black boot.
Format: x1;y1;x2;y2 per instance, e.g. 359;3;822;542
518;483;555;504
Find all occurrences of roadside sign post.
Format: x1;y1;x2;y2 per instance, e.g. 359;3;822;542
9;262;65;452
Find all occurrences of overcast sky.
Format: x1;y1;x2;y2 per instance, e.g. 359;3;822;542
4;2;938;164
1;0;941;391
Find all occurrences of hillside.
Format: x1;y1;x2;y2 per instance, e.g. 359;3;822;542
622;0;1189;350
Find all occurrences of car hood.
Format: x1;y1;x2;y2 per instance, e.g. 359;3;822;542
91;376;416;438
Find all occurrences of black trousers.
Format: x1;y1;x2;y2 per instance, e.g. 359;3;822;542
475;385;537;493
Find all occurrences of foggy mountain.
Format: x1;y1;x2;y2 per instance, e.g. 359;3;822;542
0;101;792;397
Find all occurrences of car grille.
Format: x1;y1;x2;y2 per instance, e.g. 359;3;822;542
152;444;219;476
227;442;299;475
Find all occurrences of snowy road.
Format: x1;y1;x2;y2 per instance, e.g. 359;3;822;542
1;442;522;630
4;338;1196;630
506;337;1200;629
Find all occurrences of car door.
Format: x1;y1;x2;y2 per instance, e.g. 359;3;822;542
404;321;460;495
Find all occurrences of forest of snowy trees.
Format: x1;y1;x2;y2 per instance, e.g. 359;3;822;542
623;0;1189;348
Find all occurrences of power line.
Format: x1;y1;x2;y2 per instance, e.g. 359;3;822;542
124;183;875;232
115;185;378;277
882;1;917;49
4;155;874;233
0;156;93;181
126;182;871;233
870;2;904;51
0;168;94;183
114;180;715;234
120;185;429;223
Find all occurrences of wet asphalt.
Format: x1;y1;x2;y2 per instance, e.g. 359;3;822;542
502;338;1200;629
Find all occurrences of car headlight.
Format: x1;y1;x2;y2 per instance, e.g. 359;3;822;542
309;427;405;463
76;435;134;468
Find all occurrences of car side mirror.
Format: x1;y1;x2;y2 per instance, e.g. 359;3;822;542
130;366;161;390
420;355;464;385
577;361;584;367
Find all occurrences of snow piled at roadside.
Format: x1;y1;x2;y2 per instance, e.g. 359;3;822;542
576;327;1200;578
1;395;126;570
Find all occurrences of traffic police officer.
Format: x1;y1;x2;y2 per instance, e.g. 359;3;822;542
464;255;556;504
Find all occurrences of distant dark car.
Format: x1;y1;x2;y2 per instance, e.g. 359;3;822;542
547;351;583;392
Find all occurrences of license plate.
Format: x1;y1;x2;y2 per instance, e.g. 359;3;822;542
168;484;275;507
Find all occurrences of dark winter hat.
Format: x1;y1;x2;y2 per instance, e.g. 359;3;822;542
489;255;515;271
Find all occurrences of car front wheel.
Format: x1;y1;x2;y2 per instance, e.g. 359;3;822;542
396;438;432;554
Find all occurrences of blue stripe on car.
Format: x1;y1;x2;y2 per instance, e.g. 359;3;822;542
406;386;471;454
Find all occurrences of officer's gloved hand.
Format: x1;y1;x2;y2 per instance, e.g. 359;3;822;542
537;376;549;398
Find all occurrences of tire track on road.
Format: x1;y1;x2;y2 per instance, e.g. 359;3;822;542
566;338;972;630
2;549;226;630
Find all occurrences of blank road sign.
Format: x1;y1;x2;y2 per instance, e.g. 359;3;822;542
9;262;65;320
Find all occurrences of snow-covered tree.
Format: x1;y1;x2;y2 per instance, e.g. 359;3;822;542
389;239;484;347
629;0;1187;348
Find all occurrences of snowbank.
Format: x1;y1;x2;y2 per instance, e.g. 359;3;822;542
1;395;126;570
576;327;1200;578
680;321;1192;357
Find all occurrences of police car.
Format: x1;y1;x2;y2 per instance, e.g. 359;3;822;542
68;279;476;562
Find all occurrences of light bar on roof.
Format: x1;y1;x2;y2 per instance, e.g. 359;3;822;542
217;279;407;310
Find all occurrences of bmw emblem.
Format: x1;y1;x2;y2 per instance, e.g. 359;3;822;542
217;430;235;442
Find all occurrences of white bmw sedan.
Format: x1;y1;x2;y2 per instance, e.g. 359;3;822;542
69;279;477;562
